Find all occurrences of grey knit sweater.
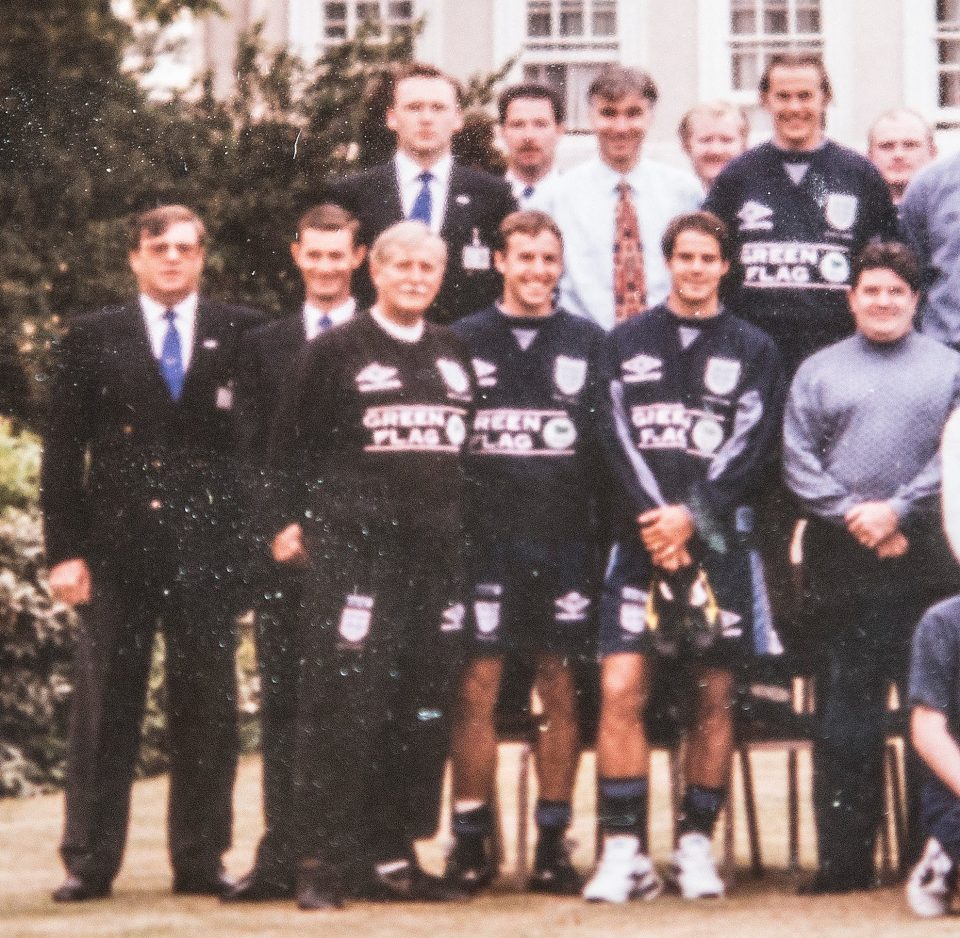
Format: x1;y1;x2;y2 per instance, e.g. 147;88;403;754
784;330;960;523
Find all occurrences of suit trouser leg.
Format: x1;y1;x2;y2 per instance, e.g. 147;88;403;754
163;596;239;877
60;578;156;883
363;536;465;857
251;580;302;883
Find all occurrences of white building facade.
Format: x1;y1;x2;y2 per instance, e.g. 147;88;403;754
184;0;960;163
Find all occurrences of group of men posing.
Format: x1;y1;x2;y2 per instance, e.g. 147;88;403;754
38;52;960;918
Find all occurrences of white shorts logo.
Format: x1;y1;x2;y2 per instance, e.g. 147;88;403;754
554;356;587;396
437;358;471;395
474;600;501;635
704;357;741;396
824;193;858;231
555;591;591;622
339;594;374;643
620;602;647;634
441;603;465;632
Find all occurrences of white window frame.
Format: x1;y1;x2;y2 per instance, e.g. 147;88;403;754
904;0;960;127
696;0;852;140
493;0;625;132
287;0;418;61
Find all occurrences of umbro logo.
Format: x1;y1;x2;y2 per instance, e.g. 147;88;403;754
472;358;497;387
356;362;402;393
621;354;663;383
555;591;591;622
440;603;465;632
737;200;774;232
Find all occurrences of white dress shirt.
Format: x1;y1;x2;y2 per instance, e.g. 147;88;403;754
529;157;702;330
505;167;560;206
371;306;425;343
395;151;452;233
303;297;356;341
140;292;198;369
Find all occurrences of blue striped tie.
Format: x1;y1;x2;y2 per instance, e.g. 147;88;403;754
160;309;185;401
409;171;433;224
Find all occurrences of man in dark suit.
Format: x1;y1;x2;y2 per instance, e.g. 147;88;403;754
223;203;365;902
326;62;516;323
41;205;262;902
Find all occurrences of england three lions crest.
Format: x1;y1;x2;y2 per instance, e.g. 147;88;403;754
554;356;587;396
824;193;858;232
704;357;741;396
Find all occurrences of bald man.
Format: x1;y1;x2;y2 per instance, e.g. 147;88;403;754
868;108;936;207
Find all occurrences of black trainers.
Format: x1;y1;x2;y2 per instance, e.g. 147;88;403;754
528;840;582;896
444;837;496;894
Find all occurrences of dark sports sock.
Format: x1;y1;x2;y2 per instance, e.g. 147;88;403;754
452;804;493;840
534;800;571;859
678;784;726;838
598;776;649;851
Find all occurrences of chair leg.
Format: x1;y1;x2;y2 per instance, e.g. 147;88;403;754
515;740;531;883
738;745;764;878
787;748;800;877
885;739;907;874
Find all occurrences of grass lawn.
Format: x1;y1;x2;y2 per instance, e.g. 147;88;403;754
0;746;956;937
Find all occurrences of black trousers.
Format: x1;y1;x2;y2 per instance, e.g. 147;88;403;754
60;565;238;884
804;521;954;882
293;523;464;878
249;571;303;886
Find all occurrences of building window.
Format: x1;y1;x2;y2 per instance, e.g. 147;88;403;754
938;0;960;109
729;0;823;92
520;0;620;130
321;0;414;45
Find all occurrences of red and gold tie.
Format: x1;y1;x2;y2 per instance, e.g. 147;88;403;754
613;180;647;322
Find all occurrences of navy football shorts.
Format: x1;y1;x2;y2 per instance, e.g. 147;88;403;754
466;538;596;657
598;539;751;669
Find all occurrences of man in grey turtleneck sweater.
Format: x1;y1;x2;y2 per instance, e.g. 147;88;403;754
785;242;960;895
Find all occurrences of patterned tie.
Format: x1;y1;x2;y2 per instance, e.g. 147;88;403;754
409;171;433;224
160;309;185;401
613;180;647;322
522;184;535;201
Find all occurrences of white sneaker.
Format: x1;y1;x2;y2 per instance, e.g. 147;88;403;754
582;835;662;904
907;837;955;918
669;832;726;899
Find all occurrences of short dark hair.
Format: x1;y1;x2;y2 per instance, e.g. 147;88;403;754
497;82;565;124
851;241;921;293
589;66;658;106
130;205;205;251
661;211;732;262
296;203;360;242
758;52;832;99
498;210;564;251
392;61;464;107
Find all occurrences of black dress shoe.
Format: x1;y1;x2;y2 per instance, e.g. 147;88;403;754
295;870;344;911
52;875;111;902
172;868;235;896
221;871;294;903
362;859;467;903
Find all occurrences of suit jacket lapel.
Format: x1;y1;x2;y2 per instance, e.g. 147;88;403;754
380;163;404;224
180;298;219;404
122;301;171;405
441;162;471;238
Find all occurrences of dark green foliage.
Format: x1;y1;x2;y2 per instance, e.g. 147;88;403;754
2;3;510;420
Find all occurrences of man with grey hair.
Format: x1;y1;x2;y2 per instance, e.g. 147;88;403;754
269;220;476;910
531;65;702;330
678;100;750;193
867;108;936;208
